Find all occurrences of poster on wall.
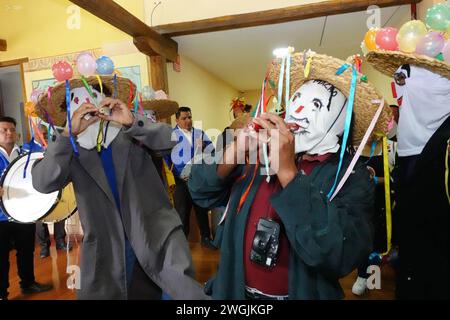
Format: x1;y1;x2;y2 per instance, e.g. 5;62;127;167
31;65;142;92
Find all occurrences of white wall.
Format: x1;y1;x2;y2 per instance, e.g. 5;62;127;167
0;67;26;144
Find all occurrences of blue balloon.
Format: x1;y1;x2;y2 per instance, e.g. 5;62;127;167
96;56;115;75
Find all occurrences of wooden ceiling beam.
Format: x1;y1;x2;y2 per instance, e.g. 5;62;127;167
69;0;178;62
154;0;422;37
0;39;6;51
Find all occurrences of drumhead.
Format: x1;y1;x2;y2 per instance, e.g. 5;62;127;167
0;152;59;223
40;183;77;224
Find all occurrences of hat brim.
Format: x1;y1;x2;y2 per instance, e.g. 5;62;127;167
268;52;392;145
36;76;137;127
366;50;450;80
141;100;179;119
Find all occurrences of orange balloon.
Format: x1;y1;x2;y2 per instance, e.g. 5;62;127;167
25;101;37;117
364;28;379;51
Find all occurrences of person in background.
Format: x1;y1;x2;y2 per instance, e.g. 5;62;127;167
0;116;53;300
352;104;399;296
165;107;216;250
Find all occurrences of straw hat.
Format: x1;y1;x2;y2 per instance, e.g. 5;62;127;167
229;113;251;130
365;50;450;80
267;50;392;144
36;76;136;127
141;100;179;120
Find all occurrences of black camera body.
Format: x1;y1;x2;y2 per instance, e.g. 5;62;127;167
250;218;280;268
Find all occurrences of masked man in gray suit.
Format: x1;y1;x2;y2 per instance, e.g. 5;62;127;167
32;77;207;300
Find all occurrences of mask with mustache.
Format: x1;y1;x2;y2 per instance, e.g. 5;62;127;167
285;80;348;155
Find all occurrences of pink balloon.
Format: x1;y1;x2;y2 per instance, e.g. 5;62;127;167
375;27;398;51
52;61;73;82
76;53;97;76
443;40;450;63
416;31;445;58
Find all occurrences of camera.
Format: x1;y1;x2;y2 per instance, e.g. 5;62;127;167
250;218;280;268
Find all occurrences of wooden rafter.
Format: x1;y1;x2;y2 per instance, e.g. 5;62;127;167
0;39;6;51
69;0;178;62
154;0;422;37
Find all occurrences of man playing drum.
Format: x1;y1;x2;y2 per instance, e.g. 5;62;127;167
0;116;53;300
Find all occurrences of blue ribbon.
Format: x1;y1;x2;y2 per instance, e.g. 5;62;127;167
113;74;118;99
327;66;357;199
336;63;351;76
133;93;139;113
365;140;378;164
23;118;36;179
66;80;79;156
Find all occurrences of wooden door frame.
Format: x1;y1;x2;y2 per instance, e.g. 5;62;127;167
0;57;30;141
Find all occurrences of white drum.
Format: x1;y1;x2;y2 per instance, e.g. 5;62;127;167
0;152;60;223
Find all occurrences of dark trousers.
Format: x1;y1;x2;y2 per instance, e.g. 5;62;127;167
174;178;211;239
0;221;36;298
36;221;66;248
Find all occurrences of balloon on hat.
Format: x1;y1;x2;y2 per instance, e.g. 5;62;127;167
376;27;398;51
425;3;450;31
416;31;446;57
142;85;155;100
397;20;428;53
364;28;379;51
96;56;115;75
76;53;97;77
443;40;450;63
30;88;43;103
52;61;73;82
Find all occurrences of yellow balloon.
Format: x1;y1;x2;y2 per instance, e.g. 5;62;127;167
397;20;428;53
446;24;450;40
364;28;379;51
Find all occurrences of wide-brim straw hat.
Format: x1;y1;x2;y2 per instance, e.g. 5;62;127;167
141;100;179;119
36;76;136;127
268;50;392;144
365;50;450;79
229;113;251;130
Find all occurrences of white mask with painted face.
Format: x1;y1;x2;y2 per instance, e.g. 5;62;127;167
285;80;348;155
67;87;121;150
392;65;450;157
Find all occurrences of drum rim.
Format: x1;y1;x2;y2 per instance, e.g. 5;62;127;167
0;151;61;224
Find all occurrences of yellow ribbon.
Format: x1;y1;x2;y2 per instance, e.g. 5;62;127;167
163;161;176;206
96;75;103;95
445;139;450;204
381;135;392;256
304;55;313;78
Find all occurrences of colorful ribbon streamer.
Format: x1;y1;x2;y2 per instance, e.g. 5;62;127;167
381;135;392;256
327;66;357;199
329;100;385;201
66;79;79;156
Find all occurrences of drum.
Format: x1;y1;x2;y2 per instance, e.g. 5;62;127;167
40;183;77;224
0;152;75;224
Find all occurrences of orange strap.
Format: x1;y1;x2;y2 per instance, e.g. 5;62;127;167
237;163;259;214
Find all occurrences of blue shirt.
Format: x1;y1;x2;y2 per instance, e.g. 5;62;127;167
164;126;213;178
99;146;136;287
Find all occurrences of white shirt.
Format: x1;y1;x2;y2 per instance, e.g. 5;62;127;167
0;145;21;163
180;128;193;146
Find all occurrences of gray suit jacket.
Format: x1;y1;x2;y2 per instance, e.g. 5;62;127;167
32;114;207;300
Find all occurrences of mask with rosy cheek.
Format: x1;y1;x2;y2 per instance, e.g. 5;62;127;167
68;87;122;150
285;80;348;155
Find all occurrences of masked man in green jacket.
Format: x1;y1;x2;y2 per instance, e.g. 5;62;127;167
189;51;392;300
